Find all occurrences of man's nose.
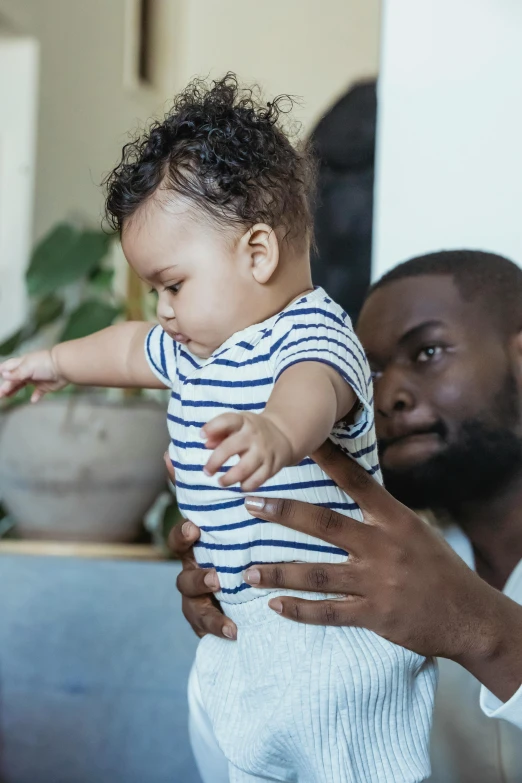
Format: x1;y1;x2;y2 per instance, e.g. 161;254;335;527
374;367;416;419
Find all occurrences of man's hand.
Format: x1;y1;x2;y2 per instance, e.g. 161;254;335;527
0;349;69;402
240;441;522;702
170;441;522;701
201;412;293;492
168;519;237;641
164;451;237;641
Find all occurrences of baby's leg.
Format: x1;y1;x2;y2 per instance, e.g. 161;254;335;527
298;625;438;782
188;662;229;783
228;765;282;782
195;595;437;783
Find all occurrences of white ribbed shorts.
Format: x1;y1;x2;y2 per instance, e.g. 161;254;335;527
190;591;437;782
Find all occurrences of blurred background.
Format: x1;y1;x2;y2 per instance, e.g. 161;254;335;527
1;1;522;781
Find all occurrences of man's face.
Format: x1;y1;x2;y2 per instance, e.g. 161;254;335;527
357;275;522;511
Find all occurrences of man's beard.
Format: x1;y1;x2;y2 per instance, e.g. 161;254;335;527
380;375;522;513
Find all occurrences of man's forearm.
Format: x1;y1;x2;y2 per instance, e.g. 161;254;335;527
455;590;522;702
52;322;165;389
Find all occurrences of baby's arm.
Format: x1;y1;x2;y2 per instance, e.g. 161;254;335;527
202;362;357;492
0;322;166;402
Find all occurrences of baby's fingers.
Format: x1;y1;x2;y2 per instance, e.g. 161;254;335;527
220;452;263;488
0;358;33;383
240;465;271;493
0;357;24;377
30;389;46;404
0;379;26;398
204;433;246;477
202;413;243;448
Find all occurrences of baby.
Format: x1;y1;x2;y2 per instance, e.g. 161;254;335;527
0;76;436;782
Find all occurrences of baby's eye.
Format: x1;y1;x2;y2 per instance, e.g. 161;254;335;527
415;345;442;363
166;283;181;294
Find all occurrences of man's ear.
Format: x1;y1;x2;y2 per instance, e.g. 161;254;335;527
238;224;280;284
509;330;522;382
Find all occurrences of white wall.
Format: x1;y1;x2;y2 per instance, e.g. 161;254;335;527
0;36;39;342
373;0;522;278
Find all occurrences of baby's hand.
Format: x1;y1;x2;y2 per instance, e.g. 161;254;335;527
202;412;294;492
0;349;68;403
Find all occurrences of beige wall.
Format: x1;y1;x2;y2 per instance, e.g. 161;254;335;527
171;0;380;130
1;0;380;243
0;0;165;243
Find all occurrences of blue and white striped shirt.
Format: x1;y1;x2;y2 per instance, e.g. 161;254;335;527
146;287;381;604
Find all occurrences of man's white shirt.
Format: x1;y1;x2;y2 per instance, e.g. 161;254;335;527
428;525;522;782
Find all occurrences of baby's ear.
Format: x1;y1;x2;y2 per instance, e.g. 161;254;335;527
242;224;279;284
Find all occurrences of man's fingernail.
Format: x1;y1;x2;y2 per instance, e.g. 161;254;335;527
223;625;236;640
245;497;265;511
203;571;219;590
269;599;283;615
203;467;211;476
244;568;261;585
199;428;207;441
181;521;197;538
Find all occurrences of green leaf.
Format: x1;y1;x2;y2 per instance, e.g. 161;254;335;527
26;224;114;296
161;499;183;543
59;300;121;342
0;384;33;410
89;268;115;294
0;295;65;356
0;328;25;356
34;293;65;329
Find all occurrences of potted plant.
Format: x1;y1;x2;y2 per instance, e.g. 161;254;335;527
0;221;174;543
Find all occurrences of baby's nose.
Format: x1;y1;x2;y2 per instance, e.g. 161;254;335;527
157;296;175;321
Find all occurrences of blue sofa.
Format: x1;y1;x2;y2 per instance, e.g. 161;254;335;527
0;555;201;783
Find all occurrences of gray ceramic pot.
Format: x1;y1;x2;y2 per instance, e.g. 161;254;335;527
0;396;168;541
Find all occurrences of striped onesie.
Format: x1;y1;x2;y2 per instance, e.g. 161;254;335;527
146;287;436;783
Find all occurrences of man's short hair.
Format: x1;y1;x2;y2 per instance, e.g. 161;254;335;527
369;249;522;335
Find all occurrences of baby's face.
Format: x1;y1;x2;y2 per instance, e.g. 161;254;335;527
122;197;259;358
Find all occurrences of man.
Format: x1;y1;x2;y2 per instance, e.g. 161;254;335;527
171;249;522;782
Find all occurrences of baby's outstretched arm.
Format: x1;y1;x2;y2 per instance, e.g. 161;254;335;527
202;362;357;492
0;322;166;402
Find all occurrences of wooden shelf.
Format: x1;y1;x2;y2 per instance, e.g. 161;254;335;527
0;539;168;561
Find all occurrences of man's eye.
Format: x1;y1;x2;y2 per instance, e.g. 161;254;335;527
166;283;181;294
416;345;442;363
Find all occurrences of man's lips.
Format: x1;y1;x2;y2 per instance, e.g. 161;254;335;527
379;424;447;467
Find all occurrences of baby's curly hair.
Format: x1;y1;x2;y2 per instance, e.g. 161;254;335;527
104;73;316;246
